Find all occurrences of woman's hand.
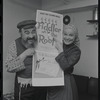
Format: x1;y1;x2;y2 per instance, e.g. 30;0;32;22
51;33;63;53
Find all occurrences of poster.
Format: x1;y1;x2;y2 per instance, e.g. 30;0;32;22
32;10;64;86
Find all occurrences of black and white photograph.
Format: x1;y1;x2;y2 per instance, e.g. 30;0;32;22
3;0;98;100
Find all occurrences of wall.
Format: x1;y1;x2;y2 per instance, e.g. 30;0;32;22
3;0;41;94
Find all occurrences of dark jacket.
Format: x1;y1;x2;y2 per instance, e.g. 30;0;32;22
55;43;81;74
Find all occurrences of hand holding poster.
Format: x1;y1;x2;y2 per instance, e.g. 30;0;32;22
32;10;64;86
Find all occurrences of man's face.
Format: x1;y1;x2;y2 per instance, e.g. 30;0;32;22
63;28;75;45
20;27;37;46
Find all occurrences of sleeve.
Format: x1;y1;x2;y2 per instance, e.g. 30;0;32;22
55;47;81;71
5;41;25;73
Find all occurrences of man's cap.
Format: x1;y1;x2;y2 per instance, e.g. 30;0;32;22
17;20;36;29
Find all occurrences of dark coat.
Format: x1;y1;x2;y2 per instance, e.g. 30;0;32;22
55;43;81;74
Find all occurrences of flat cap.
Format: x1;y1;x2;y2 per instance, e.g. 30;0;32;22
17;20;36;29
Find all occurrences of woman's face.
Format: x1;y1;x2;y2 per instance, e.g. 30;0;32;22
63;28;75;45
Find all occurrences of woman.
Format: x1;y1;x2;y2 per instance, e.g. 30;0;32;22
47;24;81;100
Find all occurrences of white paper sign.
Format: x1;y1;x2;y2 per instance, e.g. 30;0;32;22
32;10;64;86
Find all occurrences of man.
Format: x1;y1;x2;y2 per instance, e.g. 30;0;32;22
5;20;47;100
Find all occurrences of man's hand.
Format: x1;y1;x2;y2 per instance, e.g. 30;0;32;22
19;48;35;60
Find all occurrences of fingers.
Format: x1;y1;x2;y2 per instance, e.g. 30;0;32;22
51;33;57;41
25;48;35;56
29;48;35;54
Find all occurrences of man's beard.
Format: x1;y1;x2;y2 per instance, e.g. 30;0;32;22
22;36;37;48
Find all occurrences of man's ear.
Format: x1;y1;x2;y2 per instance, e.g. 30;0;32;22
19;31;22;37
19;29;22;35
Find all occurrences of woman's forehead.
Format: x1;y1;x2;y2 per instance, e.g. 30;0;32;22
64;28;74;34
